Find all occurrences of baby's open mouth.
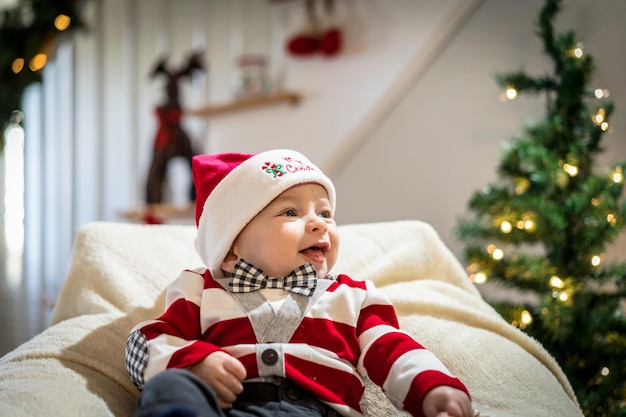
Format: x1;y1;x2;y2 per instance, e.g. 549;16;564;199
300;243;328;263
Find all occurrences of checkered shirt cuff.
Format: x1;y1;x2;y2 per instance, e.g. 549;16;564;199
125;329;149;389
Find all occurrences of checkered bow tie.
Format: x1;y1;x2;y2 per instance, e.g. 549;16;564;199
229;259;318;297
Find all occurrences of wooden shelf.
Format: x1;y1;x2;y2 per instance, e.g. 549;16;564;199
122;92;302;223
187;91;302;117
119;203;195;223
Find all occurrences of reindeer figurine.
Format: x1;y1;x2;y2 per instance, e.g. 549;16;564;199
145;51;204;210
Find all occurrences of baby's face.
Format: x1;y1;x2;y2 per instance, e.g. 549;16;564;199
224;183;339;279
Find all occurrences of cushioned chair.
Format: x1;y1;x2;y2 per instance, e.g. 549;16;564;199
0;220;583;417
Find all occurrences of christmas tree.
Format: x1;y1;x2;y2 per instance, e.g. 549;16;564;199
454;1;626;416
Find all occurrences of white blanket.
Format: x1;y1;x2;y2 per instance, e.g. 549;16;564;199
0;220;583;417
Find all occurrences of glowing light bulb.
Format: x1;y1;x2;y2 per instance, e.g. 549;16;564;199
500;221;512;233
518;213;535;231
607;213;617;226
612;167;623;183
473;272;487;284
521;310;533;325
29;54;47;71
594;89;610;99
54;14;71;31
12;58;24;74
492;248;504;260
563;163;578;177
506;87;517;100
601;367;610;376
601;122;609;131
591;255;602;267
593;108;606;125
571;43;584;58
550;276;564;289
558;292;569;302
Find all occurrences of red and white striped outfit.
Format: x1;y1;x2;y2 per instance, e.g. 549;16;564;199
126;268;469;417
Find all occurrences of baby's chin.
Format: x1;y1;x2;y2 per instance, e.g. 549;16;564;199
313;263;332;279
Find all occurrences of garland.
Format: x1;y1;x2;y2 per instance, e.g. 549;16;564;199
0;0;85;145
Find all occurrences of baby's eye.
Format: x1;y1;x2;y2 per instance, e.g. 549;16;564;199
282;209;297;217
319;210;331;219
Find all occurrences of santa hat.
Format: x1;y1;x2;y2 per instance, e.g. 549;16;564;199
192;149;336;275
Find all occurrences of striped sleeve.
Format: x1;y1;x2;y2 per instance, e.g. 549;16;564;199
124;269;225;388
356;281;469;417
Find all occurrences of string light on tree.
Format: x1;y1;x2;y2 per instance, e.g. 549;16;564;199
500;86;518;101
487;244;504;260
569;42;584;58
549;275;565;289
473;271;487;284
591;254;603;267
506;86;518;100
592;108;610;131
556;290;570;302
520;214;536;231
612;166;624;184
519;310;533;329
594;88;610;99
563;163;579;177
465;262;488;284
593;108;606;124
500;220;513;233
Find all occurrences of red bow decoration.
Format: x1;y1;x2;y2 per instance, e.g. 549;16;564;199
286;0;343;58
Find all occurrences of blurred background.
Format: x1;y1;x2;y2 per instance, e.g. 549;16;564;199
1;0;625;356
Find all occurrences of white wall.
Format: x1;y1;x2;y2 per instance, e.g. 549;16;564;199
333;0;626;261
21;0;626;304
202;0;479;168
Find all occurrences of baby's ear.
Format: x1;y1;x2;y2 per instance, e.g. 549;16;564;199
221;248;239;274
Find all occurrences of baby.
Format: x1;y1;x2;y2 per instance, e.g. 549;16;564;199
126;149;476;417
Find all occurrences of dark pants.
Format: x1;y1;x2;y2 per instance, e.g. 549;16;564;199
135;369;340;417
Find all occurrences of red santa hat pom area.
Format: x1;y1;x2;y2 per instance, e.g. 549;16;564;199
192;149;336;275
